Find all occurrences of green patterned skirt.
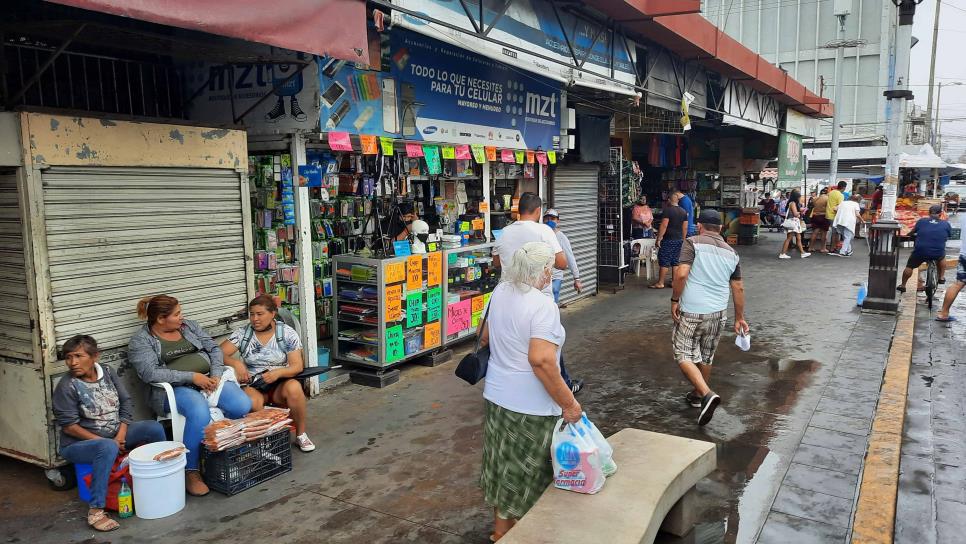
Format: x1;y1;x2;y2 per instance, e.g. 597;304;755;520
480;400;558;519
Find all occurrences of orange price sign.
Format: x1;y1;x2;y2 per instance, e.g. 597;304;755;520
385;284;402;322
471;218;484;230
426;252;442;287
406;255;423;291
424;321;441;348
471;296;485;314
485;146;497;161
479;201;489;212
386;261;406;284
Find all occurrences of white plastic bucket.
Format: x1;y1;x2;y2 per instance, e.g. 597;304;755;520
128;441;187;519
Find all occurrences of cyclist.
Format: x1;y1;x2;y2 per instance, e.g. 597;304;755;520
897;204;952;294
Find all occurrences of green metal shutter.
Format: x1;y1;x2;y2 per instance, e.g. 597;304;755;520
552;165;599;305
0;169;33;359
41;166;250;351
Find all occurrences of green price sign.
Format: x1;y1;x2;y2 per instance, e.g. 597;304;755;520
406;292;423;328
386;325;404;363
427;287;442;322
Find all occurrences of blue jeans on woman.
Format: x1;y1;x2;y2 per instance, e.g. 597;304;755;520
60;420;166;508
166;382;251;470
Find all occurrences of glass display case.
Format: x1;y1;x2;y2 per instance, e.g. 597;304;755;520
442;243;498;344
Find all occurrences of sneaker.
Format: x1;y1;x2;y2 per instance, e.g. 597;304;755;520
289;97;308;122
779;254;791;259
698;392;721;426
801;252;811;259
841;251;853;257
296;433;316;452
265;97;286;122
829;251;841;257
569;379;585;395
685;391;702;408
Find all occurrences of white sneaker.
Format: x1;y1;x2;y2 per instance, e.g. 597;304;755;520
801;252;812;258
296;433;316;452
779;254;791;259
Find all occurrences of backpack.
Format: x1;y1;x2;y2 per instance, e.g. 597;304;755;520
238;323;290;361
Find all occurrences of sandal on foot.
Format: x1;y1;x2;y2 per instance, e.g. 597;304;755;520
88;509;119;532
648;284;666;289
936;316;958;322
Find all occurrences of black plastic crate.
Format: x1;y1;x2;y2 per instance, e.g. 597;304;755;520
201;429;292;495
737;236;759;246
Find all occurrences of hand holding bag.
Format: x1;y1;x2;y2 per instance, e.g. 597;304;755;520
454;303;490;385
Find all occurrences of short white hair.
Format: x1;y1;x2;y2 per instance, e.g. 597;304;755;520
503;241;554;291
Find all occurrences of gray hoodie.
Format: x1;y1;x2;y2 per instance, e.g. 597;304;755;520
127;319;225;415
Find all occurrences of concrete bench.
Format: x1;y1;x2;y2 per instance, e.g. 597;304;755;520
502;428;716;544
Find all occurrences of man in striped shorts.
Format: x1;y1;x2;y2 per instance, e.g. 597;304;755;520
671;209;750;425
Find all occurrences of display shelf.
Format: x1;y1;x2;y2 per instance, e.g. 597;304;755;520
441;243;497;344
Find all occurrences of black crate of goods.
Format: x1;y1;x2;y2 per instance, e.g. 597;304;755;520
201;429;292;495
738;224;759;236
737;236;758;245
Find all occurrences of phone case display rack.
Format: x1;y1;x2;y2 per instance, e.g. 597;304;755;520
332;243;496;369
599;148;628;287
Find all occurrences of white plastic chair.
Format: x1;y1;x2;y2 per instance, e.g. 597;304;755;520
152;382;186;443
630;238;657;280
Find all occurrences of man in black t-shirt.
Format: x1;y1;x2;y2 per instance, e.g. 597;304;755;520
651;191;689;289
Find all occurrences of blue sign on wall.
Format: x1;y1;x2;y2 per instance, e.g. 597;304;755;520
319;29;561;150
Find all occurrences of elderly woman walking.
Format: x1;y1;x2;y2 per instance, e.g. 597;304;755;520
478;241;583;541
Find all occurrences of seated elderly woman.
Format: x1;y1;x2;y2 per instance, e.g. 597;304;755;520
53;335;166;532
478;241;583;541
128;294;252;497
220;294;314;452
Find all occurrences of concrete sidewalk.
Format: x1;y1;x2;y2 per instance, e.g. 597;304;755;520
0;232;899;544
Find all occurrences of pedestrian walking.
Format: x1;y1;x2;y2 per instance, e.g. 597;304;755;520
493;192;583;394
779;190;811;259
671;210;749;426
651;191;689;289
679;192;698;237
826;181;847;250
936;222;966;322
830;195;864;257
807;188;831;253
478;241;582;541
543;209;582;303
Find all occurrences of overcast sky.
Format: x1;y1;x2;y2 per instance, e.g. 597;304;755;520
910;0;966;160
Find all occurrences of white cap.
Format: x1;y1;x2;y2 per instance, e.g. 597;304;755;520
544;208;559;218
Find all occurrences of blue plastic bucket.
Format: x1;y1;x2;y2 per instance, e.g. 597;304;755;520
75;463;93;502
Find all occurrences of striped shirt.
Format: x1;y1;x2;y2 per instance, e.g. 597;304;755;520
678;233;741;315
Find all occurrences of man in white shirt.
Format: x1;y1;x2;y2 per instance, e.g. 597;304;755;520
831;194;864;257
493;192;583;393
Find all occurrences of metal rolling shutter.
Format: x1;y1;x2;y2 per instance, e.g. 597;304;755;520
0;169;33;359
553;165;599;305
41;167;250;351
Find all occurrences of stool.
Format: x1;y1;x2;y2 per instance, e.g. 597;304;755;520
630;239;656;280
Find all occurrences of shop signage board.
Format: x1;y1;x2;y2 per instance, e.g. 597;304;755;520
407;255;423;291
777;132;804;186
182;53;320;133
424;321;441;348
386;262;406;283
386;325;405;363
427;287;442;322
406;292;423;327
318;29;562;150
426;252;442;286
391;0;637;96
385;284;402;322
447;299;472;334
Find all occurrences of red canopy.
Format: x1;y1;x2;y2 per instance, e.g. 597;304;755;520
48;0;368;63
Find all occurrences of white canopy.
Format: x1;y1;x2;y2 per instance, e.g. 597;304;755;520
898;144;947;169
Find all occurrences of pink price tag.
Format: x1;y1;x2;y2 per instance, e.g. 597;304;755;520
501;149;515;163
405;143;425;157
327;131;353;151
536;152;548;165
455;145;472;160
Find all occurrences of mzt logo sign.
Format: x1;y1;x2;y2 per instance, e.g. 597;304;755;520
526;92;558;119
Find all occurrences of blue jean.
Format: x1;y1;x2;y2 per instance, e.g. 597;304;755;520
60;420;166;508
166;382;251;470
550;279;573;385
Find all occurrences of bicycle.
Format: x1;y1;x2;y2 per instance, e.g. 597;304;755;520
925;260;939;310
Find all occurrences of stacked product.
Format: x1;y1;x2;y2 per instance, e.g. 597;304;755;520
202;408;292;452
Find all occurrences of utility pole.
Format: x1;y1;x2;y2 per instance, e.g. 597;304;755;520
925;0;941;145
863;0;916;314
827;11;848;188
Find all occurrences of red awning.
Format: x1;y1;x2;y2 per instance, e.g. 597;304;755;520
47;0;368;63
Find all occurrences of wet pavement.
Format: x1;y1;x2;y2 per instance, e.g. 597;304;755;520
0;231;900;544
895;252;966;544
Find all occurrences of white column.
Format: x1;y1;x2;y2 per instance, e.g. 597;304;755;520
290;132;319;395
482;160;491;241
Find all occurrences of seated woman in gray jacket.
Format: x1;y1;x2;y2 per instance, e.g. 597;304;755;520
127;295;251;497
53;335;166;532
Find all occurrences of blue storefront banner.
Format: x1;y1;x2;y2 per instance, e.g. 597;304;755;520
319;28;562;150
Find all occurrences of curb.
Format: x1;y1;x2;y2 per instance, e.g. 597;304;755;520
851;275;917;543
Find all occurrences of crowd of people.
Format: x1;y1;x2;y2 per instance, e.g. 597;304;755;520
53;293;314;531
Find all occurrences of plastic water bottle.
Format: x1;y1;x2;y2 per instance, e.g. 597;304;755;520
857;282;868;307
118;477;133;518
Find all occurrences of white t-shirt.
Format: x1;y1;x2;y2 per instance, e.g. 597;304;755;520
494;220;562;296
227;323;302;374
483;282;565;416
833;201;862;232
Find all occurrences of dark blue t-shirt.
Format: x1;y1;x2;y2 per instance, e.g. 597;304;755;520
679;195;697;236
912;218;951;258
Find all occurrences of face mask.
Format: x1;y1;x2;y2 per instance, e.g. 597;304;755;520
545;220;557;229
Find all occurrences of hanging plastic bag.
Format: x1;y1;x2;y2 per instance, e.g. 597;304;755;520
551;418;606;494
578;414;617;476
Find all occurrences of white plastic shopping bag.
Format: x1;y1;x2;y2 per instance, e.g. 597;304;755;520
735;332;751;352
551;418;606;494
579;414;617;476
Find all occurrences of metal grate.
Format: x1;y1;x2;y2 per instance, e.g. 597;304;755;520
3;40;184;118
598;147;626;287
